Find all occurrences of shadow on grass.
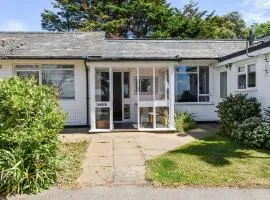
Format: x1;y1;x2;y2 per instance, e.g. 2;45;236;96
169;136;270;167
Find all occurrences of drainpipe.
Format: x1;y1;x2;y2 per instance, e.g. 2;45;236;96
84;58;90;127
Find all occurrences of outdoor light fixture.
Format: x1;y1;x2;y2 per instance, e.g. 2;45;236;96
225;63;232;70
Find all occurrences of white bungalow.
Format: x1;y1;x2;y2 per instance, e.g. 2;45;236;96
0;32;269;132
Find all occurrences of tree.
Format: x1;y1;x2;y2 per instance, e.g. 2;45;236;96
252;21;270;38
41;0;174;38
41;0;89;31
40;0;249;39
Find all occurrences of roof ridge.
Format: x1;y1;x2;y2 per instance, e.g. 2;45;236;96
0;31;105;34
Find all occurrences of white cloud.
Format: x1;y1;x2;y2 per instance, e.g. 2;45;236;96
240;0;270;24
0;20;27;31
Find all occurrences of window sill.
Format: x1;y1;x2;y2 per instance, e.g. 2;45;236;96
235;88;257;93
175;102;215;105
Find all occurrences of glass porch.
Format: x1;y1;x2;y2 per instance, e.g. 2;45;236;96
89;65;175;132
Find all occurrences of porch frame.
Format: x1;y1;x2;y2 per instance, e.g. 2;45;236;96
88;61;176;132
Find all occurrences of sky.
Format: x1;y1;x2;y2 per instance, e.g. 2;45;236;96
0;0;269;31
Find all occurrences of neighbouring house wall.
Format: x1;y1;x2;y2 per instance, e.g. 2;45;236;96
215;53;270;117
0;59;87;126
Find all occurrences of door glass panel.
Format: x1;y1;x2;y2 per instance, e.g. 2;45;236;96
124;72;130;98
96;108;110;129
124;104;130;120
96;68;110;102
156;107;169;128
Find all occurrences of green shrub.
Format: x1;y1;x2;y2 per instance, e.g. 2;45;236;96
0;77;66;196
232;117;270;149
216;94;261;136
175;112;195;133
264;107;270;123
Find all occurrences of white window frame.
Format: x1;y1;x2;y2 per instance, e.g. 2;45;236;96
236;63;256;90
175;65;210;103
14;64;75;100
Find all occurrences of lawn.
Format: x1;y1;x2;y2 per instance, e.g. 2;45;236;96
146;135;270;187
56;140;89;188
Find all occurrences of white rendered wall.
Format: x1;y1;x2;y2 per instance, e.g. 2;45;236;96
214;53;270;118
0;59;87;126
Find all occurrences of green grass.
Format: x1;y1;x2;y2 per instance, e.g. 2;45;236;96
146;135;270;187
56;140;89;188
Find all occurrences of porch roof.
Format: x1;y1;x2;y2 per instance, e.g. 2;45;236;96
0;31;247;60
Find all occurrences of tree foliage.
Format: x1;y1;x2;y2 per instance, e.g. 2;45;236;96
41;0;251;39
252;21;270;38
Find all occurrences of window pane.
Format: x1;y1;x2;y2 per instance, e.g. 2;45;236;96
160;70;169;100
238;74;246;89
17;71;39;83
199;96;210;102
139;107;154;128
124;72;130;98
238;66;245;73
42;70;75;99
156;107;169;128
124;104;130;119
96;108;110;129
199;66;209;95
95;69;110;102
175;66;197;73
175;73;198;102
42;64;74;69
140;77;153;94
220;71;227;98
15;65;39;69
248;64;256;88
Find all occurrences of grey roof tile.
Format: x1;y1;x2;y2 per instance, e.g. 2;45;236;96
0;32;247;59
103;39;246;59
0;32;105;58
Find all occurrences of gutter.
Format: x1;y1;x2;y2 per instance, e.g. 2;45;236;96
84;58;90;128
86;56;219;61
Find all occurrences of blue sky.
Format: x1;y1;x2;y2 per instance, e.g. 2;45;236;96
0;0;269;31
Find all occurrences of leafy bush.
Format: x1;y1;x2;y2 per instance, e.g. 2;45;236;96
231;117;270;149
175;112;195;133
0;77;66;196
216;94;261;136
264;107;270;123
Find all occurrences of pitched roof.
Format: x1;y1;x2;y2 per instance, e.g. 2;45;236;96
103;39;246;60
0;32;247;60
219;37;270;62
0;32;105;59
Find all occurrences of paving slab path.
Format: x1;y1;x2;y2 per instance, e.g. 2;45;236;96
10;186;270;200
60;124;217;187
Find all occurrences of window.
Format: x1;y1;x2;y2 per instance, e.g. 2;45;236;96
134;76;158;95
220;71;227;98
42;66;75;99
237;64;256;89
124;72;130;98
95;69;110;102
175;66;210;102
15;64;75;99
124;104;130;119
